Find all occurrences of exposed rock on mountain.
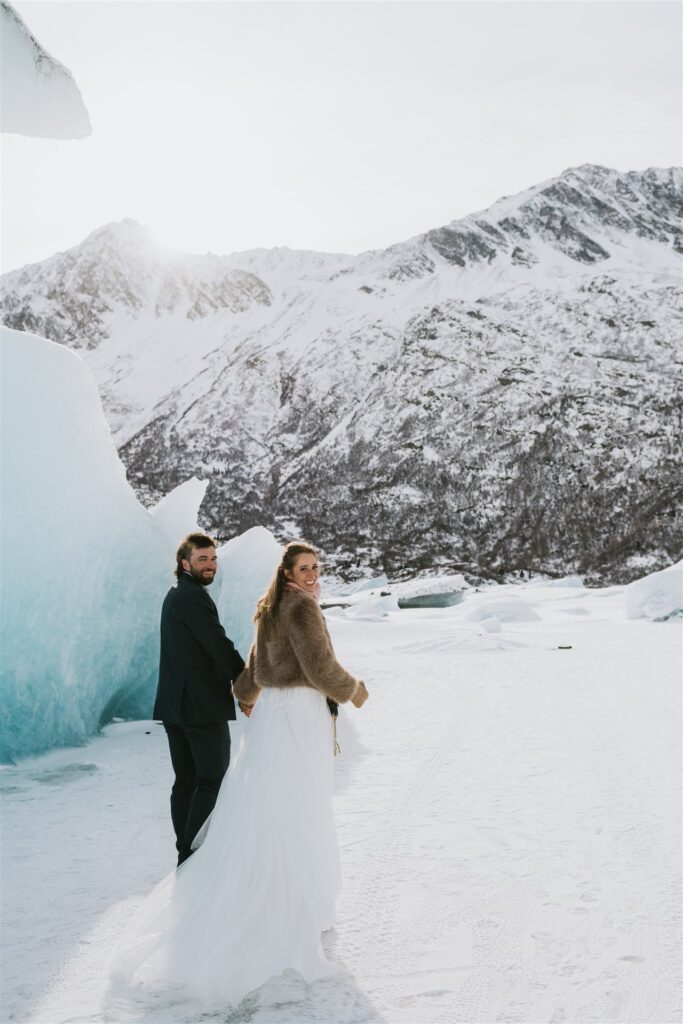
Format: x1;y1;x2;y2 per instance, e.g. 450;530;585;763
2;165;681;582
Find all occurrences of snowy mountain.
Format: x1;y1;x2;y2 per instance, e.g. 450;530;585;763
0;0;91;139
2;165;682;582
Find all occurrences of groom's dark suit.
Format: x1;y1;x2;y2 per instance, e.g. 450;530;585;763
154;572;245;864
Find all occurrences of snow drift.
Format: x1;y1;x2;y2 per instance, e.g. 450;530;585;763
625;561;683;621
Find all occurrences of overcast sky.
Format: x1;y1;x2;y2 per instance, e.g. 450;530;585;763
2;1;681;272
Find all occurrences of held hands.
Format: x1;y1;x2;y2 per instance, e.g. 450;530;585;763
238;700;254;718
351;680;369;708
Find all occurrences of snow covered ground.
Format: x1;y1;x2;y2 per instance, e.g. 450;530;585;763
1;579;681;1024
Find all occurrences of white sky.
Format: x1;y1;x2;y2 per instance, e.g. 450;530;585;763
2;0;681;272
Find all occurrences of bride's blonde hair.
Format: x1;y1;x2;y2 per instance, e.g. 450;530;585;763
255;541;317;637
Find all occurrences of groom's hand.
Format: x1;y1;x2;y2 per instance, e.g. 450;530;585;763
238;701;254;718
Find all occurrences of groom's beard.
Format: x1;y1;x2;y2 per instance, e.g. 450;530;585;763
188;567;216;587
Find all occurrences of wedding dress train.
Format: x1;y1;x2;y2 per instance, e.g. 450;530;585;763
112;686;341;1008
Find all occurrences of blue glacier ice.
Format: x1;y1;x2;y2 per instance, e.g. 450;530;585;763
0;328;278;762
212;527;282;663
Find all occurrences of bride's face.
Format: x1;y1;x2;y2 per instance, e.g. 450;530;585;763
286;552;320;592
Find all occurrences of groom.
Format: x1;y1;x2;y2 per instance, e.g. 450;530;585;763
154;532;245;865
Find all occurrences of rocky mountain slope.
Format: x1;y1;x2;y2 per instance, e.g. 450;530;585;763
3;164;682;582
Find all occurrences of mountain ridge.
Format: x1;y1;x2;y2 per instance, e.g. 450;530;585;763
2;163;681;582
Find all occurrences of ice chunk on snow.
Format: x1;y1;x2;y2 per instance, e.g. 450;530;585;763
625;561;683;621
392;574;469;600
322;575;389;597
150;477;208;547
321;585;393;610
393;574;468;608
399;592;464;609
465;596;541;623
346;574;389;594
323;573;469;611
343;596;395;620
0;327;275;762
212;527;282;659
478;617;502;633
1;1;91;139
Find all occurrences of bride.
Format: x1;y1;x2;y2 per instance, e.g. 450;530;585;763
112;541;369;1008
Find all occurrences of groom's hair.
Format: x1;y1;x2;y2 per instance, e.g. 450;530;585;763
175;532;217;579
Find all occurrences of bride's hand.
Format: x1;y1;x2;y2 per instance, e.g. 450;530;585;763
238;701;254;718
351;680;368;708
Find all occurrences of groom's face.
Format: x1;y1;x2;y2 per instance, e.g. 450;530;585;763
182;545;218;586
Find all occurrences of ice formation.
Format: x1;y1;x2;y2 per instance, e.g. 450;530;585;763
392;574;469;599
322;574;469;613
624;561;683;621
212;527;282;662
0;0;91;139
344;596;396;620
330;574;389;596
0;328;277;762
150;478;209;547
394;575;469;609
465;597;541;623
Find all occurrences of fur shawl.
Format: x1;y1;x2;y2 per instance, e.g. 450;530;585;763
233;589;359;706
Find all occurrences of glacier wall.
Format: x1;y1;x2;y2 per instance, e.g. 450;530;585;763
0;328;277;762
0;0;91;139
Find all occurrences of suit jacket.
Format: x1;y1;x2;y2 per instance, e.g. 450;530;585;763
153;573;245;725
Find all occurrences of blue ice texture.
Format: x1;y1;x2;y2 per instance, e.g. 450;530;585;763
0;328;280;762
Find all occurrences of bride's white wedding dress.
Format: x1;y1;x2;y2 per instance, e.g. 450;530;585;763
112;686;341;1008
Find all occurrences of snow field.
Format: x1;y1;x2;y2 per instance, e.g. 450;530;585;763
1;580;680;1023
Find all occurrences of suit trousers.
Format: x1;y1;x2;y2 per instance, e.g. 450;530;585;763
163;720;231;864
